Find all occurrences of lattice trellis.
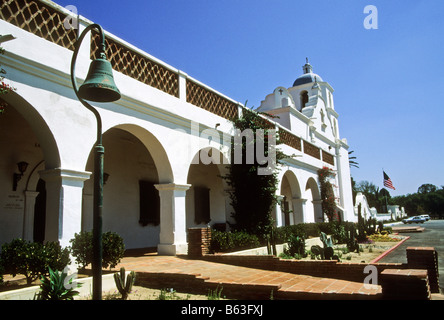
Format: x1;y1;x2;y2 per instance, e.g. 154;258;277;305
0;0;77;51
322;150;335;166
278;128;302;151
303;140;321;159
186;79;238;120
91;33;179;98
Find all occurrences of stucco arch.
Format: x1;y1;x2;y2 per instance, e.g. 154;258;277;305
1;91;60;169
0;93;61;245
305;177;320;200
305;176;323;222
186;147;230;229
25;160;45;192
280;170;302;199
279;170;303;226
111;123;174;183
82;124;171;249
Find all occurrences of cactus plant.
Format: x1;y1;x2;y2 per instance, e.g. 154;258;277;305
320;232;334;259
324;246;335;260
346;226;360;253
310;244;324;259
320;232;333;248
286;234;306;257
311;232;339;260
114;267;136;300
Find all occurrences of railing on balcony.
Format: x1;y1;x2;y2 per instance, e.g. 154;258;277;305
186;79;238;120
278;128;302;151
303;140;320;160
322;150;335;166
91;32;179;98
0;0;336;165
0;0;77;51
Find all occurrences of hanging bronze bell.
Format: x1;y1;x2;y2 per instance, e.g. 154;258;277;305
78;57;121;103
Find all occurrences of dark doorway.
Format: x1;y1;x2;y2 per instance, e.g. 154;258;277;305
33;179;46;243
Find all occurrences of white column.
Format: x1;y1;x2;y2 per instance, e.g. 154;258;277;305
155;183;191;255
274;195;284;227
178;70;188;101
313;199;324;222
39;168;91;248
292;198;307;224
22;191;40;241
288;201;294;225
81;193;93;231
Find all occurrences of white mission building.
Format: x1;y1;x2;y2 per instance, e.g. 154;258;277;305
0;0;356;255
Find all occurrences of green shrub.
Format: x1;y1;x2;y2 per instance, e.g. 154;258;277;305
303;223;322;238
278;251;294;259
102;232;125;269
43;241;71;272
383;226;393;234
0;239;70;284
210;230;260;253
275;224;307;243
70;231;92;270
276;222;346;243
329;221;357;244
70;231;125;270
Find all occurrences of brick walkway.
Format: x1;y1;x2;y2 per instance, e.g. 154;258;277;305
113;253;382;300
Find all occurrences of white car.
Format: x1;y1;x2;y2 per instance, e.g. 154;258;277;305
420;215;430;221
402;216;426;224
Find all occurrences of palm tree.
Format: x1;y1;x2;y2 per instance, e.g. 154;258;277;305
348;150;359;169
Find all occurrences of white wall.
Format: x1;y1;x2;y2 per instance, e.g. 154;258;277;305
0;7;357;254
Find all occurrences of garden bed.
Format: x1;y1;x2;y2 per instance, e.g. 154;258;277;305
294;234;407;264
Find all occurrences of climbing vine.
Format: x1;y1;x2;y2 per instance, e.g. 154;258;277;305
318;166;339;221
223;105;285;236
0;46;16;114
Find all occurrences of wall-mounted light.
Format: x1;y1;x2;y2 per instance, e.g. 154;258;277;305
13;161;28;191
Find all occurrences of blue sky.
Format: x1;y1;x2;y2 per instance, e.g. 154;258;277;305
56;0;444;197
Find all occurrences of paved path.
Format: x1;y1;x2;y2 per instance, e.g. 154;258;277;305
381;220;444;294
114;253;381;300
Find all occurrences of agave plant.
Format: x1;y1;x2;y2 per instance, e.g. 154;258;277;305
36;267;81;300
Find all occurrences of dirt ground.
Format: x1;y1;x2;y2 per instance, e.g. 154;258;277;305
297;234;405;264
94;286;214;300
329;241;398;263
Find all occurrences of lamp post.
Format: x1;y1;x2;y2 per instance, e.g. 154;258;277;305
70;23;120;300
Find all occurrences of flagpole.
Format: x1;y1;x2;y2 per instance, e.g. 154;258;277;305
382;168;387;212
382;168;397;213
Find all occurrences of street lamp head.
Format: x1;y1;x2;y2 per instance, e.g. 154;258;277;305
78;53;121;103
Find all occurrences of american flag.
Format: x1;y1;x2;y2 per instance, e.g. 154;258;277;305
383;171;396;190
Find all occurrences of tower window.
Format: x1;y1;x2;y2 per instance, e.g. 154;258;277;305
300;91;308;110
